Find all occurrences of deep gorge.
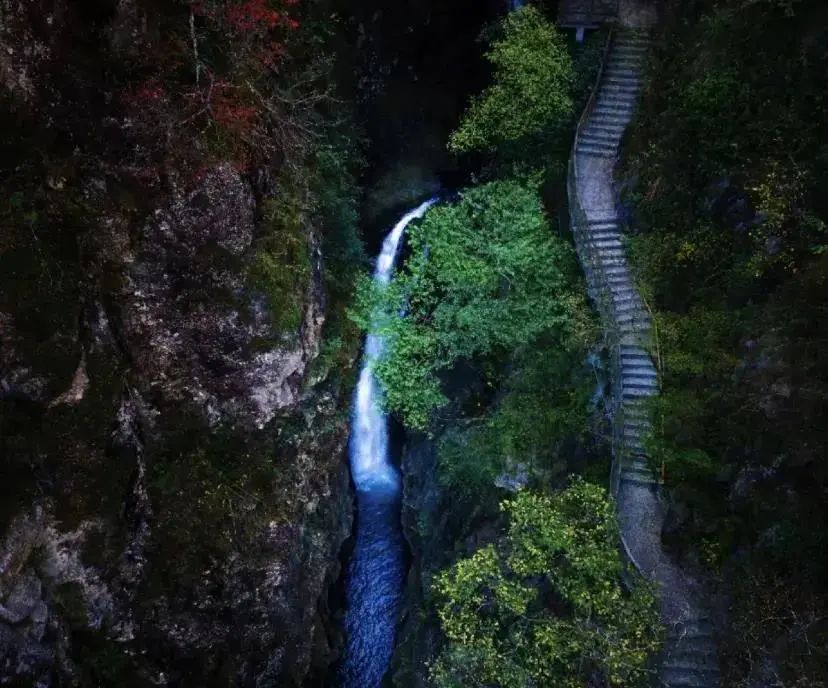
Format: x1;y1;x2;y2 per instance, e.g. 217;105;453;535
2;1;827;687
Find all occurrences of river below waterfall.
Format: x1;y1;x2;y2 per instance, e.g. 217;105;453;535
338;200;436;688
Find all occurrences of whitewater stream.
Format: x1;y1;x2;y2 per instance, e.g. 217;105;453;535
338;200;436;688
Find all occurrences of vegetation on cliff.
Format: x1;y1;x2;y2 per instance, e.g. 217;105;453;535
431;483;660;688
448;7;573;157
364;178;591;431
0;0;366;684
621;0;828;684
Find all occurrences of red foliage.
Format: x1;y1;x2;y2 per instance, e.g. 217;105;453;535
259;40;285;68
225;0;280;33
121;78;168;109
210;83;261;136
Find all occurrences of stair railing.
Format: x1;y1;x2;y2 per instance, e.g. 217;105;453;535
566;24;626;496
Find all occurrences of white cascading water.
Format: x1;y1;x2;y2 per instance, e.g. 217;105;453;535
348;199;437;493
338;199;436;688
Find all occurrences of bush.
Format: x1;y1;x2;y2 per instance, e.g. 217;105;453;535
367;178;588;430
430;482;662;688
448;6;574;156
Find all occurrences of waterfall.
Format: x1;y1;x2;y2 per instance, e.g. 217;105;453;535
338;199;436;688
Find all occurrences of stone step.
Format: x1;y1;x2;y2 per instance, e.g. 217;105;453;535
663;660;720;675
604;73;641;85
626;424;649;438
624;452;651;468
622;386;657;399
665;645;719;664
619;474;658;488
616;296;649;310
621;467;657;484
608;53;647;66
619;321;652;334
622;369;655;382
596;92;636;106
603;67;640;79
668;618;715;639
604;70;643;82
588;233;622;244
580;133;620;149
582;128;623;143
619;323;651;335
625;447;651;461
622;406;650;420
586;217;619;227
624;417;650;428
606;57;646;71
578;137;618;150
590;235;622;246
614;300;644;313
594;102;635;118
613;295;638;308
587;213;620;225
585;121;627;137
614;41;650;53
613;43;649;54
622;466;656;481
577;144;616;159
622;371;657;385
590;110;632;125
586;113;629;127
660;670;718;688
602;82;641;96
622;400;653;416
597;92;637;106
622;363;656;377
620;345;650;358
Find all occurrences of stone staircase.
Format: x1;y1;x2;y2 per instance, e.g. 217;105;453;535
570;25;721;688
576;29;649;159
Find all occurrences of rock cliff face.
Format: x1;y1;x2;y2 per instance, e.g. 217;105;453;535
0;2;354;685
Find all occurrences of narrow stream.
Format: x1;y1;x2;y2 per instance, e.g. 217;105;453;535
338;200;436;688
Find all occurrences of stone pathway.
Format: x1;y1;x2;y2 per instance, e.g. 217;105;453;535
571;24;721;688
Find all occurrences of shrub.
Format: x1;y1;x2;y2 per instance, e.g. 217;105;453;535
431;482;662;688
448;6;574;156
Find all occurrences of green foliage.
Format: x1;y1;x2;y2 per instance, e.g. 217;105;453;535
371;179;588;429
247;187;311;333
430;482;662;688
448;6;574;156
622;2;828;682
437;340;594;503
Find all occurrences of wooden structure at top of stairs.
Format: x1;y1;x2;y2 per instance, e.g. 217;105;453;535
557;0;619;29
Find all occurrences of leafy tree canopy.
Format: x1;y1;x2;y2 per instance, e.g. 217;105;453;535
449;6;574;155
361;178;588;430
430;482;662;688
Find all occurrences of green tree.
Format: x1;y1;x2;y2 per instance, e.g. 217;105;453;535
449;6;574;155
369;179;588;430
430;482;662;688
